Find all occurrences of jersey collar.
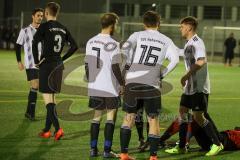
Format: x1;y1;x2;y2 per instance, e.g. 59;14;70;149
98;33;110;37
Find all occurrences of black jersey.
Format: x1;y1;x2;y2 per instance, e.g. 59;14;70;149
32;20;78;64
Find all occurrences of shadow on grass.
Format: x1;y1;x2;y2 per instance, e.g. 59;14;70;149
0;119;30;159
23;139;60;160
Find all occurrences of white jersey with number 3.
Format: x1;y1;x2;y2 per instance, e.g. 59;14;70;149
123;30;179;88
85;34;121;97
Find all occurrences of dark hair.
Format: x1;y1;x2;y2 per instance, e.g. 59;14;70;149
180;16;198;31
143;11;160;27
32;8;44;16
46;2;60;17
100;13;119;29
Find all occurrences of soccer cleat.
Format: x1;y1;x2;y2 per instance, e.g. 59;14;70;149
54;128;64;141
39;131;51;138
138;141;149;152
103;150;120;158
25;112;35;121
137;139;145;149
119;153;135;160
90;148;99;157
205;144;224;156
165;145;188;154
149;156;158;160
158;140;166;149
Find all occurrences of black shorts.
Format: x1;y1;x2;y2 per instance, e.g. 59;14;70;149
89;96;121;110
26;69;39;81
180;93;208;111
39;61;64;93
123;83;161;117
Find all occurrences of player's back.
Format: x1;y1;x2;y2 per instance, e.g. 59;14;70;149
39;20;69;61
125;30;174;88
85;34;120;97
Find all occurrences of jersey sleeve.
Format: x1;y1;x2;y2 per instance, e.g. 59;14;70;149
61;28;78;61
194;42;206;60
32;24;45;64
16;29;25;45
162;41;179;77
121;32;138;64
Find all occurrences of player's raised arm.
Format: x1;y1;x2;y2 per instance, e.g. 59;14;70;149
61;29;78;61
161;41;179;78
32;24;44;65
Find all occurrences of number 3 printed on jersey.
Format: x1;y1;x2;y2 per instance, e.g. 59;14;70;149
54;34;62;52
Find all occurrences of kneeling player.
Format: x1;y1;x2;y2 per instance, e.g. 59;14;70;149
85;13;123;158
32;2;78;140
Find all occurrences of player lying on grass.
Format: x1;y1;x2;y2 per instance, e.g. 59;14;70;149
119;11;179;160
32;2;78;141
85;12;123;158
161;113;240;151
15;8;44;120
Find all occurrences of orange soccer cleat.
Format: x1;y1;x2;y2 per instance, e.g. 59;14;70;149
54;128;64;141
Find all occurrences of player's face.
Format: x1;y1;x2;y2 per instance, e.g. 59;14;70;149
32;11;43;24
180;23;191;38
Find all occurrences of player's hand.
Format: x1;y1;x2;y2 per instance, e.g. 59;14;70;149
181;74;189;87
119;85;125;95
35;63;40;69
18;62;24;71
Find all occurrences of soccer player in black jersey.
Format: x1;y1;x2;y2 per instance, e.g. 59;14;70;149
32;2;78;141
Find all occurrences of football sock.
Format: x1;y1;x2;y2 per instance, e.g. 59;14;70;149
120;126;131;153
90;120;100;149
149;134;160;156
43;104;52;132
179;122;188;148
146;122;149;142
204;112;220;138
135;121;144;141
46;103;60;132
186;122;192;143
27;88;38;117
104;120;115;152
202;120;221;146
160;118;179;142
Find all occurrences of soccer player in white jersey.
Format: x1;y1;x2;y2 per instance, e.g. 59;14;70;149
165;16;224;156
120;11;179;160
15;8;43;120
85;13;123;158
